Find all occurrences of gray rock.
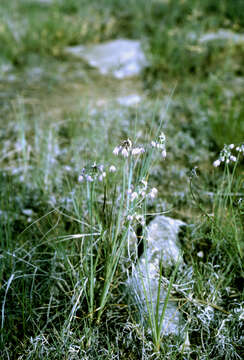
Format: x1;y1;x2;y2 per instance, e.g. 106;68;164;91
127;215;185;335
65;39;147;79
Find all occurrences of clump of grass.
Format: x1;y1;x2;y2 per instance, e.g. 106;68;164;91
180;143;244;359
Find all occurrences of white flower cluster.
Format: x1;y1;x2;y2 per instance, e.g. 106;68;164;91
127;179;158;203
151;132;167;158
213;143;243;167
78;163;117;183
78;162;106;182
113;138;145;158
127;213;145;225
236;144;244;155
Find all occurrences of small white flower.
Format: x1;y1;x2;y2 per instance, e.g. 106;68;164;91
109;165;116;173
131;192;138;201
197;251;204;258
229;144;234;149
230;155;237;162
141;179;148;189
149;187;158;199
131;148;139;155
132;147;145;156
86;175;93;182
98;172;106;181
121;148;129;157
113;146;120;155
127;215;134;221
213;159;221;167
78;175;84;182
127;188;132;195
151;141;156;147
236;146;240;152
140;191;146;198
161;150;167;158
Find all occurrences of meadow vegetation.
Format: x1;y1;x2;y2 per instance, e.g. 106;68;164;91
0;0;243;359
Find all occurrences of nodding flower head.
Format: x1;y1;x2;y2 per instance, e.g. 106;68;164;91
151;132;167;159
78;162;106;183
113;138;145;158
109;165;117;173
161;149;167;159
113;138;132;157
121;148;129;158
213;143;243;167
132;147;145;156
113;147;120;155
148;187;158;199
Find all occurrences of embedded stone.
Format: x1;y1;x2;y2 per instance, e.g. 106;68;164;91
65;39;147;79
127;215;185;335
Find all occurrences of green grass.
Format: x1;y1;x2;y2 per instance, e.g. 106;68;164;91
0;0;244;358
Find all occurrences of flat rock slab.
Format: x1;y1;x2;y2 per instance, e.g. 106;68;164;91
65;39;147;79
127;215;185;335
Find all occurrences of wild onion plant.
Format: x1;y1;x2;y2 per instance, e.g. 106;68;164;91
71;133;167;325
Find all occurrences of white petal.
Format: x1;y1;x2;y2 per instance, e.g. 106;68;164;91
121;148;129;157
213;159;221;167
109;165;116;173
113;147;120;155
161;150;167;158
